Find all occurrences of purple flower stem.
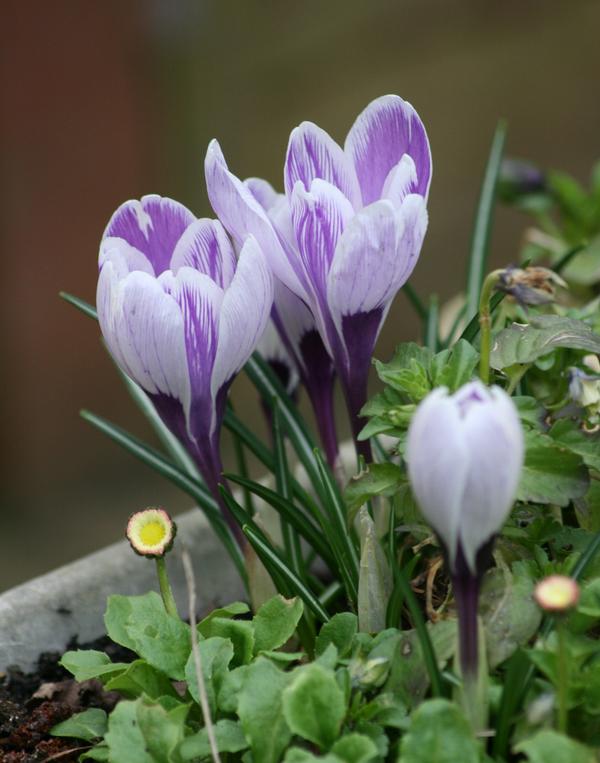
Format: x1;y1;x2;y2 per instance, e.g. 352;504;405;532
451;568;481;681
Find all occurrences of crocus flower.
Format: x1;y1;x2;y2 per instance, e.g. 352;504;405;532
205;94;431;459
97;195;273;539
406;381;524;678
244;177;340;466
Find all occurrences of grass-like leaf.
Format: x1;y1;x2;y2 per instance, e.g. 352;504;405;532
80;409;246;583
220;489;330;622
402;282;428;322
464;120;508;322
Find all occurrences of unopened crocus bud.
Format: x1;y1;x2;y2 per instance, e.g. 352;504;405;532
406;381;524;574
127;508;176;558
407;381;524;687
534;575;580;613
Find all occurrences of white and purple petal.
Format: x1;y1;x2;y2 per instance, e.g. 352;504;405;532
244;177;279;211
210;236;274;422
205;140;309;301
102;195;196;275
170;218;236;289
285;121;362;209
344;94;432;205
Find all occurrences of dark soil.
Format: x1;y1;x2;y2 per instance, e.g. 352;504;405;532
0;635;135;762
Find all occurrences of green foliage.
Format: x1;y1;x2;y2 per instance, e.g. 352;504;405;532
50;709;108;741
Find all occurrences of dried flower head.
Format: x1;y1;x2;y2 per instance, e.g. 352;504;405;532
127;507;176;558
496;266;566;307
534;575;580;613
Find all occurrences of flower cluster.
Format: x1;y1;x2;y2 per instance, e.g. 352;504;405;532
97;94;431;529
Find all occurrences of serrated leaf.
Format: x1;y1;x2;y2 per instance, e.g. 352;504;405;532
398;699;479;763
515;729;595;763
282;663;346;749
429;339;479;391
315;613;358;658
184;636;233;715
59;650;128;683
238;657;292;763
344;463;405;518
51;708;107;741
253;595;304;653
491;316;600;370
374;343;432;399
202;616;254;667
180;719;248;761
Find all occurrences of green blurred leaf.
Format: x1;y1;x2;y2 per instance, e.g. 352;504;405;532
238;657;292;763
518;430;590;506
180;719;248;761
429;339;479;391
515;729;595;763
397;698;479;763
201;617;254;667
549;418;600;471
490;316;600;370
331;733;378;763
357;507;392;634
282;663;347;749
253;595;304;653
344;463;405;518
479;563;542;668
316;613;358;658
51;708;108;741
197;601;250;634
184;636;233;714
105;660;178;700
374;343;432;399
59;650;128;683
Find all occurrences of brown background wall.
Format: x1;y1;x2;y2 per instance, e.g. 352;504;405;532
1;0;599;589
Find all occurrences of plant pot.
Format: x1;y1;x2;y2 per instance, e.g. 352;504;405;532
0;509;244;672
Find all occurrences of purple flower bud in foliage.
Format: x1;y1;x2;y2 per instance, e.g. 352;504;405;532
407;381;524;574
97;195;273;536
407;380;524;681
205;95;431;458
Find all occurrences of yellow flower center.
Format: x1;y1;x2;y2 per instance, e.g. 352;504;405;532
138;520;167;547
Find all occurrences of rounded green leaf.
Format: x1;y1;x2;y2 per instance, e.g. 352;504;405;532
398;699;479;763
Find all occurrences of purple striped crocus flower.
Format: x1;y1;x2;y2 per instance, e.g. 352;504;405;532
205;94;431;459
96;195;273;540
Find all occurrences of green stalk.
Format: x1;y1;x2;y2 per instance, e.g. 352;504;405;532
155;557;179;618
478;270;503;384
556;619;569;734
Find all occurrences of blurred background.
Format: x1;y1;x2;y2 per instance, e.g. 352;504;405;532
2;0;599;590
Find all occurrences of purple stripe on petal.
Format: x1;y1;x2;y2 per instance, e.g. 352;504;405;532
103;195;196;275
170;218;236;289
344;95;432;205
244;177;279;211
211;236;274;425
290;179;354;309
160;267;224;440
205;140;309;302
285;121;361;209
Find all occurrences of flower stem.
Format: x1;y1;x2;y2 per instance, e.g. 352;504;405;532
452;570;481;681
556;618;569;734
478;270;503;384
155;556;179;618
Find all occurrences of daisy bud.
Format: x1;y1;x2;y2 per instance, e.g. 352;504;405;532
534;575;580;613
126;508;176;558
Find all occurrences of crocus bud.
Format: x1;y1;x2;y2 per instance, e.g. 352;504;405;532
406;381;524;574
127;508;176;558
534;575;580;613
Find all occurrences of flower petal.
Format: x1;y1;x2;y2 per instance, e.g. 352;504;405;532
205;140;308;301
406;389;470;567
97;265;190;406
327;196;426;321
102;195;196;275
170;218;236;289
99;236;155;277
244;177;279;211
344;94;432;205
381;154;418;208
211;236;274;412
285;121;361;209
458;384;524;572
159;267;225;438
290;178;355;310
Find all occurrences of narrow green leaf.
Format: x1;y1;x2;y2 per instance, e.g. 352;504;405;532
80;409;245;582
273;401;304;574
425;294;439;351
60;291;98;319
220;488;330;622
402;282;428;322
465;120;507;321
460;290;505;343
